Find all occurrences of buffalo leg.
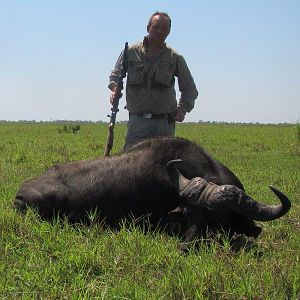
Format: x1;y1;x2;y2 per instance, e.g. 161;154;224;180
180;223;199;252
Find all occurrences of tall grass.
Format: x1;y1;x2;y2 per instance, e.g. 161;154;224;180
0;122;299;299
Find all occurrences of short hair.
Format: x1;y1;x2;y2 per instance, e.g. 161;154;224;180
148;11;171;30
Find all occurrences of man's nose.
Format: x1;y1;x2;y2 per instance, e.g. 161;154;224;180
157;27;163;34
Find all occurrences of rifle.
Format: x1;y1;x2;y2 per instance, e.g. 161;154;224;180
104;42;128;157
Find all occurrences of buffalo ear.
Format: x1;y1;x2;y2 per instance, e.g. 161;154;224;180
168;206;187;222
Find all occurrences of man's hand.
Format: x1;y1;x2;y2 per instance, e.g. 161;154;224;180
174;106;186;122
110;91;117;105
109;87;122;105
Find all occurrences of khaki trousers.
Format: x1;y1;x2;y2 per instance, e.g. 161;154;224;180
124;114;175;150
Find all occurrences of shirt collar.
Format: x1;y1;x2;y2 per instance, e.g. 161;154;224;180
142;36;167;58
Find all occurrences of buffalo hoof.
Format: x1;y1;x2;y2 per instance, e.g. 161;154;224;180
178;242;190;254
230;234;263;257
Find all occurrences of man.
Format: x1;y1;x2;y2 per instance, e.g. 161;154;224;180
108;11;198;149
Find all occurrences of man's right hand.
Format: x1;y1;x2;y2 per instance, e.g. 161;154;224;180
110;91;116;105
109;90;122;105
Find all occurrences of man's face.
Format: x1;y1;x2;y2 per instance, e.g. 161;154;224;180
147;15;170;44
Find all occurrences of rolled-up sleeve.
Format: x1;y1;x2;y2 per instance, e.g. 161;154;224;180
108;50;125;91
176;55;198;112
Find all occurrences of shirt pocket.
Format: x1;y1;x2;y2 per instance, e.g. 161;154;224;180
127;60;144;85
154;60;174;88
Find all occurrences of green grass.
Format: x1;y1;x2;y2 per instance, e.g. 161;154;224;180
0;122;299;299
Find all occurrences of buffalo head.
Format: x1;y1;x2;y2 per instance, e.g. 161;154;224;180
166;159;291;251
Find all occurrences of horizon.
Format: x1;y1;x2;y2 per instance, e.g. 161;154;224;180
0;119;296;125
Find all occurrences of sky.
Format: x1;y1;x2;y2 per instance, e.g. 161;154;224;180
1;1;299;123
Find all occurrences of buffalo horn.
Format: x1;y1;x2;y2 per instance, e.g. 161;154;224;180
167;160;291;221
166;159;191;193
210;185;291;221
236;185;291;221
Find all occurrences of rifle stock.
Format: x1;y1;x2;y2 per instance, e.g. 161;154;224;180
104;42;128;157
103;123;115;157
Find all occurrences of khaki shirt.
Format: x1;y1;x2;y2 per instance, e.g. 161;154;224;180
109;38;198;115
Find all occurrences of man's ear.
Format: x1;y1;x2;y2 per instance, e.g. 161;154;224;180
147;25;149;33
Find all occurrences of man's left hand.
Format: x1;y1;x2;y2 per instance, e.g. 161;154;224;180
174;107;186;122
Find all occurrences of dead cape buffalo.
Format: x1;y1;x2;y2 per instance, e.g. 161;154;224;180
14;136;291;247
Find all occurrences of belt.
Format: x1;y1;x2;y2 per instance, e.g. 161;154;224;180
134;113;169;119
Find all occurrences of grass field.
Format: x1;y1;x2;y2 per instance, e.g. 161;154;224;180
0;122;299;299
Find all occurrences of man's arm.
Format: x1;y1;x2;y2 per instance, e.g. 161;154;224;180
176;55;198;114
108;50;126;103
